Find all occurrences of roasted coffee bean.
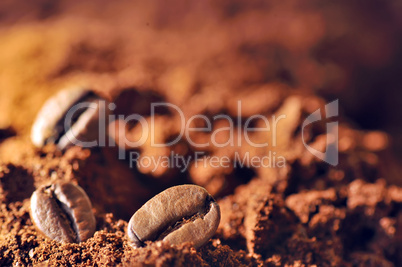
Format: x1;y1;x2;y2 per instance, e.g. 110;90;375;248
31;87;108;150
30;182;96;243
127;184;220;249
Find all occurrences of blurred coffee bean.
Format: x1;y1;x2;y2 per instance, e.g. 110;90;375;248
30;182;96;243
127;184;220;249
31;87;109;150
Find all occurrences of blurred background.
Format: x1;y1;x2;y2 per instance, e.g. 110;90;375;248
0;0;401;170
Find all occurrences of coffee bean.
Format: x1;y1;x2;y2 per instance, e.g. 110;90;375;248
31;87;108;150
127;184;220;249
30;182;96;243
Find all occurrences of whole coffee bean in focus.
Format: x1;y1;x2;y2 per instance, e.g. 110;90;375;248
127;184;220;249
30;182;96;243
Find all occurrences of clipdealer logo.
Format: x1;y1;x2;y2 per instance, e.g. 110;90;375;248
62;99;340;168
301;100;339;166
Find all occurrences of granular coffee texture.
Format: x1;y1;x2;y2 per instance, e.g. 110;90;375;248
1;0;402;266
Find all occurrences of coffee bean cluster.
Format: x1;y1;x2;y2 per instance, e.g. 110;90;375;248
29;88;221;249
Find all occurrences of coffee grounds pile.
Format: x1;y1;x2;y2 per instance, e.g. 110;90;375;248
0;1;402;266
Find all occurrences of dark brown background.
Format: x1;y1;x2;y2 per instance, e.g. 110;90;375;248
0;0;401;157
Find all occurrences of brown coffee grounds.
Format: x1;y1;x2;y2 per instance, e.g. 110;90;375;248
1;109;401;266
1;0;402;266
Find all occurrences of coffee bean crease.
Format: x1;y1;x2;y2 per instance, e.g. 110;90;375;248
30;182;96;243
128;184;220;249
31;87;107;150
